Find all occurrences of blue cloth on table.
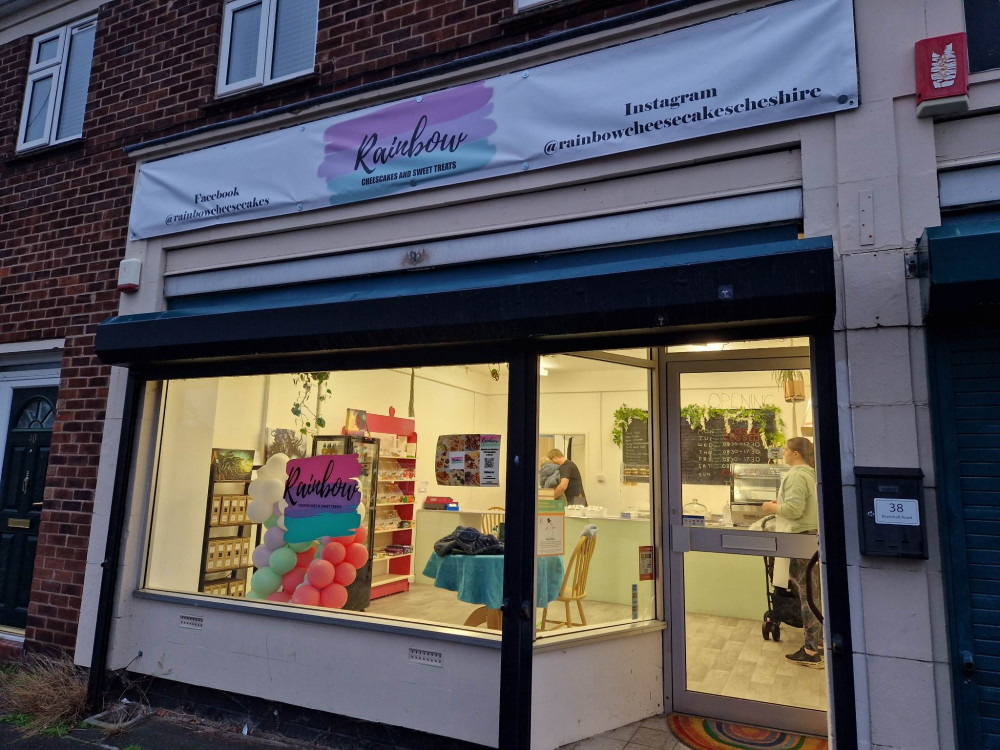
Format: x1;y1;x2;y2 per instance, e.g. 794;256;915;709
422;553;564;610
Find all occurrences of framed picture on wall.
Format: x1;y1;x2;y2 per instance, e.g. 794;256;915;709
210;448;255;482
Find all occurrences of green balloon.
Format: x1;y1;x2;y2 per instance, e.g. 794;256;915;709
288;541;314;553
245;589;265;600
250;567;281;596
263;514;277;529
268;546;298;575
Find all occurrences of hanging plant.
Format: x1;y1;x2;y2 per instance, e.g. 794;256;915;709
680;403;786;447
291;372;332;436
611;405;648;447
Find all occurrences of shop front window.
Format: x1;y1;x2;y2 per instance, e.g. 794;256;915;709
143;364;509;632
535;351;657;638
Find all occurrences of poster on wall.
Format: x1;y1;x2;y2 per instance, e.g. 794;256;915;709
210;448;255;482
344;408;368;436
435;434;501;486
282;454;364;543
128;0;858;240
537;494;566;557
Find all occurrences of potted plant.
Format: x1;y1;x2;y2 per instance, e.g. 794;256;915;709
773;369;806;403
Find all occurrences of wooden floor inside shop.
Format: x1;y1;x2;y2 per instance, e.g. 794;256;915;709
685;612;828;712
365;582;634;633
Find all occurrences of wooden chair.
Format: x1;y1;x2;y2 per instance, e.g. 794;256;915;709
540;530;598;630
481;506;505;538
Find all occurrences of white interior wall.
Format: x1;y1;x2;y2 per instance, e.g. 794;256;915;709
540;362;652;516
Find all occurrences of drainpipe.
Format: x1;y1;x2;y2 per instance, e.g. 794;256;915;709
86;373;140;712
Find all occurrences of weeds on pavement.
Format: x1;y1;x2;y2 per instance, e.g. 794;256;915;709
0;654;87;735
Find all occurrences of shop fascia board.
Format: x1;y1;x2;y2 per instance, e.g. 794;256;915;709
123;0;756;163
163;188;804;299
160;146;804;279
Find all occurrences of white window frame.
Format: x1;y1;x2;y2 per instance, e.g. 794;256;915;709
217;0;317;96
17;16;97;153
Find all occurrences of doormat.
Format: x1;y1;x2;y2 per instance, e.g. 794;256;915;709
667;713;828;750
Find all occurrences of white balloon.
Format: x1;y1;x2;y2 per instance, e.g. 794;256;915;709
263;526;285;550
258;477;285;503
266;453;289;475
247;499;272;524
247;479;267;503
251;544;272;569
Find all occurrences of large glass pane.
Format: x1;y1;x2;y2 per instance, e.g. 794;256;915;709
271;0;317;79
536;354;656;638
684;550;826;711
24;75;54;143
145;364;508;634
226;2;263;86
55;23;96;140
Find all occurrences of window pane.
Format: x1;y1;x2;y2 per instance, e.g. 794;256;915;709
35;37;60;65
536;354;656;638
271;0;317;79
24;75;54;143
55;23;96;141
227;3;263;86
145;364;509;635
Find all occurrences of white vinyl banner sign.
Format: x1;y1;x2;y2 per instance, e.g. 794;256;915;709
129;0;857;240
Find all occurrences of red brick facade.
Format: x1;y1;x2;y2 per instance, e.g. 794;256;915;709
0;0;667;653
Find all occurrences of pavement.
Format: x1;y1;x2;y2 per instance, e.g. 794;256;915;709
0;708;442;750
0;710;689;750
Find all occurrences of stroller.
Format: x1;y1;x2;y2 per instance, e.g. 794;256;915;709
758;515;822;642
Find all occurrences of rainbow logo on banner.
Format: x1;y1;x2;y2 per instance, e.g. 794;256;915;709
282;454;363;543
318;81;497;202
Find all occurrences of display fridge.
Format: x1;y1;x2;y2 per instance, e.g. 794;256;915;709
312;434;379;611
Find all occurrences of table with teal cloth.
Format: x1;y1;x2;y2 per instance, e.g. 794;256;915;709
422;553;564;610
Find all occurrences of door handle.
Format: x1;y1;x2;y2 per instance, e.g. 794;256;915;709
962;650;975;676
22;471;29;494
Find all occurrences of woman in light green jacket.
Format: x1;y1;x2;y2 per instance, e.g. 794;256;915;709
762;437;823;667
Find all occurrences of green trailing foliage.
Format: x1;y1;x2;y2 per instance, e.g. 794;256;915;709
612;405;649;447
680;404;786;447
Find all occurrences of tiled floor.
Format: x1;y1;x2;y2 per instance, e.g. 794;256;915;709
556;715;691;750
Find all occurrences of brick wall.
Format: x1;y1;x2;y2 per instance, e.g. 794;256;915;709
0;0;668;652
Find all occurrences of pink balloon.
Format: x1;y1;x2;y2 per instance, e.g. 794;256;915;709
354;525;368;545
320;583;348;609
281;567;306;593
267;592;291;603
307;559;336;589
295;546;317;568
345;542;369;569
290;584;321;606
332;534;356;546
321;541;346;566
333;562;357;586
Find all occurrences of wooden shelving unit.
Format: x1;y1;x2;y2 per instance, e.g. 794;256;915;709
198;453;260;597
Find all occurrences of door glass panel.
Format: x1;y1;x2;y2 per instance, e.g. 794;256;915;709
679;369;813;531
684;550;826;711
675;352;826;723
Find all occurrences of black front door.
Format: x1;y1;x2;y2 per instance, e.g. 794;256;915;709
0;387;56;629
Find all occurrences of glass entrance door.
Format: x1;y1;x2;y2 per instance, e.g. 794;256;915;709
664;346;828;736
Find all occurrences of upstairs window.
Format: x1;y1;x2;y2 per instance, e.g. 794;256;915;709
218;0;318;96
17;16;97;152
964;0;1000;72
